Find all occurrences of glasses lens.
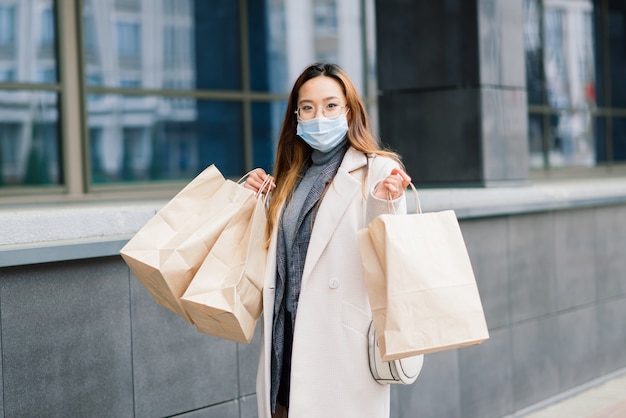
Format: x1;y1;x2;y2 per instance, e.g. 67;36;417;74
298;108;314;120
325;106;341;118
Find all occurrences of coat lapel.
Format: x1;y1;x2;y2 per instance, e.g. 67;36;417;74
300;148;368;282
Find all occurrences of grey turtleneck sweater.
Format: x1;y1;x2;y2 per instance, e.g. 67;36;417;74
279;141;347;312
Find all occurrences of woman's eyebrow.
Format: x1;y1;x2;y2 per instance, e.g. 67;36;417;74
298;96;341;104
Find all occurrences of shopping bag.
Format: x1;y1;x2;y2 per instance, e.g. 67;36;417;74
120;165;258;323
358;184;489;361
180;185;268;344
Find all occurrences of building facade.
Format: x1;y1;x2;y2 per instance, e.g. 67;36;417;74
0;0;625;417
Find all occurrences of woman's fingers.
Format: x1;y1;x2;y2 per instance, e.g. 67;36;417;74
390;168;411;187
244;168;275;194
375;168;411;200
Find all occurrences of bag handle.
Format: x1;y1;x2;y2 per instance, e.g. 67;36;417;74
362;155;372;228
386;182;422;215
365;158;423;218
238;169;273;201
409;183;422;214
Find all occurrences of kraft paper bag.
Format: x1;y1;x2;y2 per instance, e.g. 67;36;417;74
180;189;268;344
120;165;257;323
358;186;489;361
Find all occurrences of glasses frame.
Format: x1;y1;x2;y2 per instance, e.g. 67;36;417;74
294;104;349;120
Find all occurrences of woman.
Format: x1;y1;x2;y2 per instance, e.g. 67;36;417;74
244;63;412;418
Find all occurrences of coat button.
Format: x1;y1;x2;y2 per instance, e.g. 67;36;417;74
328;278;339;289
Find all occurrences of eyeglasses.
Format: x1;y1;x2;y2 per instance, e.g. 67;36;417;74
295;103;348;120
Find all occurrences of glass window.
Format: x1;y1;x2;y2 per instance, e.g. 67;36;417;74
116;22;141;59
524;0;544;106
546;110;595;167
594;116;607;162
0;69;15;82
0;91;61;186
528;113;546;169
249;0;371;96
611;117;626;162
0;0;61;190
80;0;375;187
0;0;57;84
87;94;243;183
525;0;598;169
40;7;55;48
2;0;376;196
82;0;241;91
608;0;626;108
0;5;16;49
252;101;287;173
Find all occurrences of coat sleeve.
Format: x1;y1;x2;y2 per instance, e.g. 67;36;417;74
364;156;408;224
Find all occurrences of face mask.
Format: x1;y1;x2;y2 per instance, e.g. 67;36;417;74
296;114;348;152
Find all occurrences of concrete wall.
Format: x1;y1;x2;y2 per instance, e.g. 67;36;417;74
1;180;626;417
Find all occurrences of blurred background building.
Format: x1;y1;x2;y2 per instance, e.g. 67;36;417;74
0;0;624;193
0;1;625;417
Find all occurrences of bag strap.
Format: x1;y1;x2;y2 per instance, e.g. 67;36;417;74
238;169;273;201
363;157;423;218
382;181;422;216
409;183;422;214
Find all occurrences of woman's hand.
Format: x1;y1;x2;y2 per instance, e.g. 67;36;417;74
243;168;275;194
374;168;411;200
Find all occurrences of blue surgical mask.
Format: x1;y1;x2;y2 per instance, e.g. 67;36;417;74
296;114;348;153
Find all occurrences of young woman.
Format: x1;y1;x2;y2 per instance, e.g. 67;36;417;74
244;63;411;418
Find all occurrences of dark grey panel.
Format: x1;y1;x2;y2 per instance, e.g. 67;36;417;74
598;299;626;375
130;274;238;417
557;306;600;391
554;209;597;311
460;217;510;329
378;88;483;186
376;0;529;187
508;213;557;323
458;328;513;418
0;258;133;417
511;316;560;410
594;205;626;300
238;321;261;396
393;349;461;418
376;0;480;90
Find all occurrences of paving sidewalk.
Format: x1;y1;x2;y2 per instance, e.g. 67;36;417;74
519;371;626;418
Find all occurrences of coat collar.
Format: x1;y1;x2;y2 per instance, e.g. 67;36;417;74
339;146;369;173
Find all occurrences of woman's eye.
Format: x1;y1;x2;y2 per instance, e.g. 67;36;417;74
301;105;313;111
326;103;338;109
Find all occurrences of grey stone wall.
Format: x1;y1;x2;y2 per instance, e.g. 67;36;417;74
0;203;625;417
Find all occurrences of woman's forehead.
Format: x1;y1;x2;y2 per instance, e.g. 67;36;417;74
298;76;345;102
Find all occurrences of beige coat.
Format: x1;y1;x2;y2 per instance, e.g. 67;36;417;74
256;147;406;418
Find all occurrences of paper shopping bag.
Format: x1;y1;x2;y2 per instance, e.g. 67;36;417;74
120;165;258;323
180;189;268;344
358;186;489;361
